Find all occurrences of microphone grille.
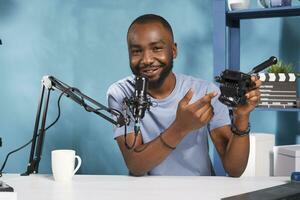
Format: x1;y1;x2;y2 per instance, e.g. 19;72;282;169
135;76;148;92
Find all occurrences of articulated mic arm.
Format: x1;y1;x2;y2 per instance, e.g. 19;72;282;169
22;75;127;175
44;76;126;127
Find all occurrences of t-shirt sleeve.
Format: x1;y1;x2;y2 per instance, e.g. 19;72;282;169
207;83;231;131
107;84;134;139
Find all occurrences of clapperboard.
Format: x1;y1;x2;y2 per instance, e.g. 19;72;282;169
258;73;297;108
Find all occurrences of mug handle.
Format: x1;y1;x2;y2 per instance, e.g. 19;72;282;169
73;155;82;175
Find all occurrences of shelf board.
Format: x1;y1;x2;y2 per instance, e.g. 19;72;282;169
227;6;300;21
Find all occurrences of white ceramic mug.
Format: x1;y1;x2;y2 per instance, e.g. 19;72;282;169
51;149;82;182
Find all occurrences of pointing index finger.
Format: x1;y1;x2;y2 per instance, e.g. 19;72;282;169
190;92;217;110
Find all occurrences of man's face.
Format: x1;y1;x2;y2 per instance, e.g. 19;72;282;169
127;22;177;89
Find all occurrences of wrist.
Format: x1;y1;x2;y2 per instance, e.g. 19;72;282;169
170;121;189;139
233;110;250;120
231;110;250;136
231;122;250;136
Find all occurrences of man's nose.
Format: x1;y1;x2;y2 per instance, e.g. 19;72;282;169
141;50;154;66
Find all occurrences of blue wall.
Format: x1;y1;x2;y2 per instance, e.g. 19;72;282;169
0;0;299;175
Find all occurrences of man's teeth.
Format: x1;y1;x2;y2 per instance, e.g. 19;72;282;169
144;68;157;73
146;69;154;72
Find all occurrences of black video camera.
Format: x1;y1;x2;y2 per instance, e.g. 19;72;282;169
215;56;277;107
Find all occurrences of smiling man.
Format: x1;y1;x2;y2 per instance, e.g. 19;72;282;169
107;14;261;176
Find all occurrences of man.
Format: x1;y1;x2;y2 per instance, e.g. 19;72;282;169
107;14;261;176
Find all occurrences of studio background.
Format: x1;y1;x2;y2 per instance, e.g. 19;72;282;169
0;0;299;175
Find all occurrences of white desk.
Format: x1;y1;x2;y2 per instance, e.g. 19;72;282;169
1;174;289;200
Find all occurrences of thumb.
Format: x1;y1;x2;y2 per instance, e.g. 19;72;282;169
180;89;193;106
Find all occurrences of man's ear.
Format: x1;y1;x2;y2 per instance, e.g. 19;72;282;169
172;43;177;59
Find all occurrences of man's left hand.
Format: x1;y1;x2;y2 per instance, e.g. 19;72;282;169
235;76;262;116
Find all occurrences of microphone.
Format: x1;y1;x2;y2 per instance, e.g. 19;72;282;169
125;76;152;134
132;76;151;133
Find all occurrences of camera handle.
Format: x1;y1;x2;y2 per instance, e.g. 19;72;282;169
247;56;277;75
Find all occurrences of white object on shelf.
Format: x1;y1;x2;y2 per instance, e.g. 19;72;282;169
274;144;300;176
242;133;275;177
258;0;270;8
227;0;250;11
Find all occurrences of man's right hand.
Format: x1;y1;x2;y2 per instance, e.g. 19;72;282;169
174;89;217;135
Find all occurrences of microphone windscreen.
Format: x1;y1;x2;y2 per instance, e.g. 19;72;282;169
135;76;148;97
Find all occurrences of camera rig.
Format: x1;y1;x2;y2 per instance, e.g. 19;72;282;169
215;56;278;107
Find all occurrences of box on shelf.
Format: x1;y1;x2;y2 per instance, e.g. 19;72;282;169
273;144;300;176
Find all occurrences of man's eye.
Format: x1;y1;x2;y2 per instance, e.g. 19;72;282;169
131;49;142;55
153;47;163;52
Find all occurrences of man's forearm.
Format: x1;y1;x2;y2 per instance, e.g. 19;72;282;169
223;113;250;177
223;135;250;177
121;122;188;176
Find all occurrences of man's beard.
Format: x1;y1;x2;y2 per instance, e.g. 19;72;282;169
131;60;173;90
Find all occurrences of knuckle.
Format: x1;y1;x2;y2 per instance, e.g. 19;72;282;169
257;90;261;96
256;79;262;85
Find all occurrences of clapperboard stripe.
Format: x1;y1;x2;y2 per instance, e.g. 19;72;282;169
260;98;296;102
260;102;295;105
260;90;296;93
260;82;296;91
259;73;266;81
258;101;296;108
259;101;296;106
261;94;296;98
269;73;276;81
258;73;296;82
260;91;296;96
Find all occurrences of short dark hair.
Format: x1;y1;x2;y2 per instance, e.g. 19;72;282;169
127;14;174;41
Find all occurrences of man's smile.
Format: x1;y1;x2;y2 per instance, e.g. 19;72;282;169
140;66;161;78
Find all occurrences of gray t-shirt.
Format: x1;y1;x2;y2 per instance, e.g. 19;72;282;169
107;73;230;175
